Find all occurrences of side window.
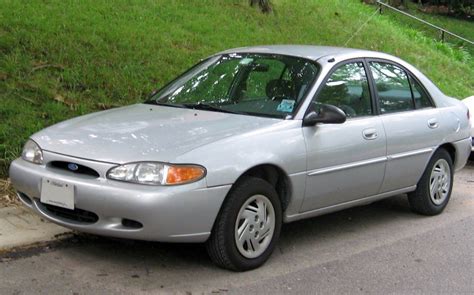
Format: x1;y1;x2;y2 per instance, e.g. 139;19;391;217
369;62;414;114
315;62;372;118
409;76;433;109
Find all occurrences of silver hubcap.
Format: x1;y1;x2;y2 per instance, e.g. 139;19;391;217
429;159;451;205
234;194;275;259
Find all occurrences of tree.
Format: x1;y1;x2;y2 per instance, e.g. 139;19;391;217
415;1;473;14
249;0;272;13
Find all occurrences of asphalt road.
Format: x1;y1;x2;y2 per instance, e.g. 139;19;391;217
1;163;473;294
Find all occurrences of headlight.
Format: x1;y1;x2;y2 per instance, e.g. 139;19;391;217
107;162;206;185
21;140;43;164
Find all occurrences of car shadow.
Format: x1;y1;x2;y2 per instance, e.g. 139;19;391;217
3;182;471;294
7;193;416;266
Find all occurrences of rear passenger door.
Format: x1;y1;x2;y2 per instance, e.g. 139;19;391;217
368;60;442;192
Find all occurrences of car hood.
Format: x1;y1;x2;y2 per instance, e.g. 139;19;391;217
32;104;281;163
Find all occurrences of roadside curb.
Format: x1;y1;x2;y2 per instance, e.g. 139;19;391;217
0;206;71;251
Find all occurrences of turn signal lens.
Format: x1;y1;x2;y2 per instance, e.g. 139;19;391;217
166;165;206;185
107;162;205;185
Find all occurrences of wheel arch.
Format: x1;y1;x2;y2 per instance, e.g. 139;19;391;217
437;143;456;165
232;164;293;212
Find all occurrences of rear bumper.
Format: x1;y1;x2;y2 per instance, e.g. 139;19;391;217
9;155;231;243
452;137;472;171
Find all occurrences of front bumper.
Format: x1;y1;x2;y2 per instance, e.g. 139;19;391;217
9;152;231;242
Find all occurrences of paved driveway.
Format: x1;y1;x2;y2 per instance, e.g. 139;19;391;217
1;163;473;294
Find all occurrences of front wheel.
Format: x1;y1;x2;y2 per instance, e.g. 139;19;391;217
206;177;282;271
408;148;453;216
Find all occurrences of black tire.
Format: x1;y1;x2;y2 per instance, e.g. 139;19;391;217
408;148;454;216
206;176;282;271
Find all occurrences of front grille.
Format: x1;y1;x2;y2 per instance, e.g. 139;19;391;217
41;203;99;224
49;161;100;178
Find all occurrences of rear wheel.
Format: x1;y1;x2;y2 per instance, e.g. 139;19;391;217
408;149;453;216
206;177;282;271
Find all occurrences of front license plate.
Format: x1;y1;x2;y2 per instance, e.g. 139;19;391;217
40;178;75;210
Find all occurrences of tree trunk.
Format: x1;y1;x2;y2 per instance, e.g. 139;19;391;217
249;0;272;13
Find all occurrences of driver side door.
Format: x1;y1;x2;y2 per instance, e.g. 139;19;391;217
301;60;387;212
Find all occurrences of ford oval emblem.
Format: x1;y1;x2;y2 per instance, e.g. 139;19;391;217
67;163;79;171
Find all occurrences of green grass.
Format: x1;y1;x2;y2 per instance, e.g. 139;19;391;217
1;0;473;177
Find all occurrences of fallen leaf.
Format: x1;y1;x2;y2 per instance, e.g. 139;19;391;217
52;94;77;110
53;94;65;103
97;103;120;110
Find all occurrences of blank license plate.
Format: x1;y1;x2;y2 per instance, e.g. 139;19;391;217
40;178;75;210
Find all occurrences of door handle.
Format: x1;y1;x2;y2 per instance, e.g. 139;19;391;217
362;128;378;140
428;118;439;129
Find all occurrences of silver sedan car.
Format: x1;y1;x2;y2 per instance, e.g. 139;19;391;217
10;46;471;271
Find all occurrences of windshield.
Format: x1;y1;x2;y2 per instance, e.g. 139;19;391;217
146;53;319;118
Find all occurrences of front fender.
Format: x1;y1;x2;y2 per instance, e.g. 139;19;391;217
174;120;306;187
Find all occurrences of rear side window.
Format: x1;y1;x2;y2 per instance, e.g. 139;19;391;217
409;76;433;109
369;62;414;114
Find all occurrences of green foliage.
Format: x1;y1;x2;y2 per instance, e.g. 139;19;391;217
0;0;473;177
386;1;474;55
416;0;473;14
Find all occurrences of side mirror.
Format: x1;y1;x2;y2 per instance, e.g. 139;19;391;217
303;104;346;126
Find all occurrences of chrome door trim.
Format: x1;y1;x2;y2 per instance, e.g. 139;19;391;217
307;156;387;176
307;147;435;177
387;147;434;161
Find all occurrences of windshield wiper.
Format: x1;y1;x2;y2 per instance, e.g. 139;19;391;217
182;102;246;115
146;100;246;115
144;100;188;109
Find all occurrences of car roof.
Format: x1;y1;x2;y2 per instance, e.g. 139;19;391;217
215;45;387;61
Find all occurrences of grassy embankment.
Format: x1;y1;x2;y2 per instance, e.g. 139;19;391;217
1;0;473;181
381;1;474;55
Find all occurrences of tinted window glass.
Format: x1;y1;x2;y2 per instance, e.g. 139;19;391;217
370;62;414;114
316;62;372;118
409;76;433;109
243;59;286;100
